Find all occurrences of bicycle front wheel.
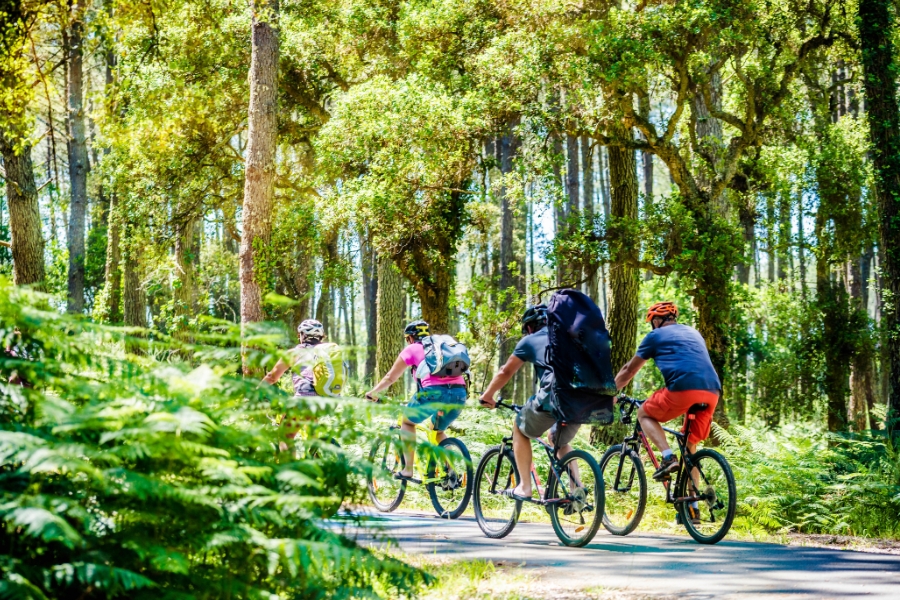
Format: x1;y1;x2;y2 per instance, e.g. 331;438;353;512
426;437;473;519
473;445;521;539
599;444;647;536
548;449;604;547
366;432;406;512
677;449;736;544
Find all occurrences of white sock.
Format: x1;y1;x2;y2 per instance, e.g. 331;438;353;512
662;449;674;460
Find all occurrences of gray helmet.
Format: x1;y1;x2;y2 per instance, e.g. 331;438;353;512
297;319;324;340
521;304;548;334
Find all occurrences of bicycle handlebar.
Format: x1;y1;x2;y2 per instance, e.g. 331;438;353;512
617;394;642;422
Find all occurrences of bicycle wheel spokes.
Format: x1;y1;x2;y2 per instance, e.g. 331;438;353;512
426;438;473;519
599;444;646;536
367;436;406;512
679;449;736;544
473;445;521;538
548;449;604;547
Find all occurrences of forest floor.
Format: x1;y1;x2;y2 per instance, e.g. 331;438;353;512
349;511;900;599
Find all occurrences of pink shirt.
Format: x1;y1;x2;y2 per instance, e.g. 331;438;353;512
399;343;467;387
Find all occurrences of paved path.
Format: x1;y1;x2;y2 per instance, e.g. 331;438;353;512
346;511;900;599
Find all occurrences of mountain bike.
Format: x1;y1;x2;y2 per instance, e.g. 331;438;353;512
599;395;736;544
472;398;604;547
366;414;473;519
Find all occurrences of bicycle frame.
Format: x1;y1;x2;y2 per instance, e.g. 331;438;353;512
386;417;450;486
616;401;707;508
489;401;577;508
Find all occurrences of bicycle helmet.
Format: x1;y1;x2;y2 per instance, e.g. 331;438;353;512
404;320;430;340
297;318;325;340
645;302;678;324
521;303;548;334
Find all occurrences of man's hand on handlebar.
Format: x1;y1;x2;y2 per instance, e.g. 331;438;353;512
364;391;379;402
479;392;496;409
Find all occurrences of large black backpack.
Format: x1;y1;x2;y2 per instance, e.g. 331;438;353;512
545;289;617;425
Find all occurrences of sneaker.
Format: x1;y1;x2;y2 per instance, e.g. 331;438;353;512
652;455;679;481
687;504;701;526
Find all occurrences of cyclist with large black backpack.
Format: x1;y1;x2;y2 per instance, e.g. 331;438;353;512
480;290;617;500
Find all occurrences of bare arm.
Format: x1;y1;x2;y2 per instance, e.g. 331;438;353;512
615;354;647;391
262;359;291;386
479;355;525;408
367;354;408;398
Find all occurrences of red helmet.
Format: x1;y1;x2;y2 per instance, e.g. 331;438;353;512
646;302;678;322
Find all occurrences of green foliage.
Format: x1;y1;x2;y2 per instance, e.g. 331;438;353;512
716;424;900;538
0;281;425;599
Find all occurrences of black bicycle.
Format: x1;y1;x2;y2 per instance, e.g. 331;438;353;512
472;398;604;547
599;395;736;544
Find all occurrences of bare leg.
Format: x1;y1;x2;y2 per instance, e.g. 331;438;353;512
549;430;581;488
400;420;417;477
512;423;534;497
638;406;671;455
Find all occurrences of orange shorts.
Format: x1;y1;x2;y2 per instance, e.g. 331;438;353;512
642;388;719;445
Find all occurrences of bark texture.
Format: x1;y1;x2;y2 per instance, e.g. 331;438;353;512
101;192;121;321
0;135;45;286
239;0;279;332
174;215;199;316
606;137;640;375
123;236;146;328
859;0;900;429
375;257;405;397
66;1;89;313
361;232;378;381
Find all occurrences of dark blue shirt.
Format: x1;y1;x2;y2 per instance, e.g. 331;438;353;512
636;324;721;392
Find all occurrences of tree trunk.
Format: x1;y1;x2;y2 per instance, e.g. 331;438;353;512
736;195;755;285
66;1;89;313
606;134;640;376
0;135;45;287
581;136;599;300
816;209;850;431
859;0;900;430
123;235;146;328
174;215;199;317
100;192;121;321
361;232;378;381
499;117;520;371
375;257;405;397
416;266;452;333
847;257;877;431
239;0;279;339
777;193;791;281
551;131;566;285
562;134;581;285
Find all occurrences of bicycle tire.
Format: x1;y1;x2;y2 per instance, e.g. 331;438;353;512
366;433;406;512
599;444;647;536
547;449;604;547
677;449;736;544
473;445;521;539
426;437;474;519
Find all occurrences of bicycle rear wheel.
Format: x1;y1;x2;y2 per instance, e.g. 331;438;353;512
599;444;647;536
473;445;521;538
548;449;604;547
677;449;736;544
426;437;473;519
366;431;406;512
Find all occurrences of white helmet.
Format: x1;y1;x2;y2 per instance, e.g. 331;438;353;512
297;318;324;340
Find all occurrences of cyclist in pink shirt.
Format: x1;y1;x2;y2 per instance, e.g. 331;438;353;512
365;320;467;480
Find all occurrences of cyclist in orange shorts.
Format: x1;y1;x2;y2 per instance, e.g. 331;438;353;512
614;302;721;480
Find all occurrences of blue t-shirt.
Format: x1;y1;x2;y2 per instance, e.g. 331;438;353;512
513;327;555;409
636;324;721;392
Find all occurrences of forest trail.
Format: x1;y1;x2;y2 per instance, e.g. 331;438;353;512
351;512;900;599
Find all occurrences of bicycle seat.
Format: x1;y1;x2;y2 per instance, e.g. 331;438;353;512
688;403;709;414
